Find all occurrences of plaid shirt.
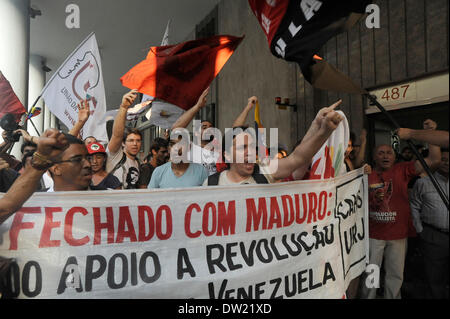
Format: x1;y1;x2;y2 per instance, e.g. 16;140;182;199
410;172;449;233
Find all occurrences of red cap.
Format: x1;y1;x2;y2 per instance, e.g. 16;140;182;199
86;142;106;155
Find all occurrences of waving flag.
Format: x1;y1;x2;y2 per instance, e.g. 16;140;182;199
41;33;108;143
0;71;27;122
249;0;369;93
121;35;244;111
26;105;41;119
140;20;186;129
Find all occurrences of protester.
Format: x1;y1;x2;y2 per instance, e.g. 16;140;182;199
12;129;37;172
0;129;69;225
106;89;142;189
204;100;344;186
360;119;442;299
87;142;122;190
137;137;169;189
20;138;37;159
149;136;208;189
400;146;414;162
410;148;449;299
171;87;220;176
396;120;449;148
345;129;367;171
0;129;36;172
47;134;103;192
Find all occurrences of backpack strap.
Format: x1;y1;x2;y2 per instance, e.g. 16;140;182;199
207;172;221;186
252;164;269;184
206;167;269;185
252;173;269;184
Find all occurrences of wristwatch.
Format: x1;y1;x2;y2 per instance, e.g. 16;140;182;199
31;152;54;170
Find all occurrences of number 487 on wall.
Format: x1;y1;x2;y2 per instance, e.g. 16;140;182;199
381;85;410;101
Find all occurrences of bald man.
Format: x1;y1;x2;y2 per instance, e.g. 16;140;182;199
361;138;441;299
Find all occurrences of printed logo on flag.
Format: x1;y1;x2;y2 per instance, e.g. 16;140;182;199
57;51;100;111
41;33;108;143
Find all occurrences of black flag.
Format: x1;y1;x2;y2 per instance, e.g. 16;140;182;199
249;0;370;93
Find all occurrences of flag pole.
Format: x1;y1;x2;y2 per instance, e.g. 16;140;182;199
24;94;42;137
364;93;449;210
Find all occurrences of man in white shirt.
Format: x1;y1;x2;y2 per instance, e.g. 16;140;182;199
204;100;344;186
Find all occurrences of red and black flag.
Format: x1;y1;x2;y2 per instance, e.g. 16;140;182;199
249;0;370;93
121;35;244;111
0;71;27;122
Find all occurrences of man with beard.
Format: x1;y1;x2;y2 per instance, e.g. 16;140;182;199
171;87;220;176
106;90;142;189
361;119;442;299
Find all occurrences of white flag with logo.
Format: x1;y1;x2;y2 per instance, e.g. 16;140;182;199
41;33;108;143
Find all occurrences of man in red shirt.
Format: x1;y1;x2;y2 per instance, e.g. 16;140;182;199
361;120;442;299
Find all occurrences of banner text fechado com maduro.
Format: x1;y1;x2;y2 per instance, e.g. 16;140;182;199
0;169;368;299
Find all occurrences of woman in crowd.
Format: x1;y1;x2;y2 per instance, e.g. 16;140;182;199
86;142;122;190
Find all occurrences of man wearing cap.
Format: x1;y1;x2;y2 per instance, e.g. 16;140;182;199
87;142;122;190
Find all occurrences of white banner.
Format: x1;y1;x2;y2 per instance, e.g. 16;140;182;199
0;169;368;299
41;33;108;143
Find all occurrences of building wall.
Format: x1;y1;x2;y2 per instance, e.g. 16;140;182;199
194;0;448;152
216;0;297;152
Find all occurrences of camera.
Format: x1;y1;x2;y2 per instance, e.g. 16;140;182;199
0;113;21;142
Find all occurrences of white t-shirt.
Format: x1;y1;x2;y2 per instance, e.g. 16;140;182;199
106;148;140;189
188;143;220;176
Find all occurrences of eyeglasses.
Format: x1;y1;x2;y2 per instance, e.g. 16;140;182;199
54;155;93;165
125;139;141;144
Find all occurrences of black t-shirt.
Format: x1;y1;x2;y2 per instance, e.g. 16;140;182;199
90;174;122;190
0;168;19;192
137;163;156;188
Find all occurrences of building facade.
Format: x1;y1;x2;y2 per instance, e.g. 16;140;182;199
179;0;449;157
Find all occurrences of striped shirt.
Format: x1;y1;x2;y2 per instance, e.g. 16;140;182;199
410;172;449;233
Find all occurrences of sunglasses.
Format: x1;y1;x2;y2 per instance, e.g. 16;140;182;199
53;155;93;165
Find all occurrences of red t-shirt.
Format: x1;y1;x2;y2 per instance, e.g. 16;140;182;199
368;162;418;240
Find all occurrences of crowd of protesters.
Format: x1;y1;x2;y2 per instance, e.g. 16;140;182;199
0;88;448;299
